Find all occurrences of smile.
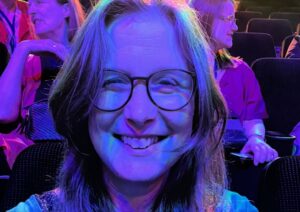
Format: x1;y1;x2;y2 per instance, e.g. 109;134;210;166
113;134;168;149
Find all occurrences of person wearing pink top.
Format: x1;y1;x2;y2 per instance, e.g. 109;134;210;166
192;0;278;165
0;0;34;54
0;0;85;168
219;58;268;121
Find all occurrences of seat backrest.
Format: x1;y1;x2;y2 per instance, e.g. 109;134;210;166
228;32;276;66
246;6;273;17
258;156;300;212
279;7;300;13
251;58;300;134
235;0;256;11
281;34;295;57
0;142;65;211
235;11;263;32
269;12;300;32
246;18;293;46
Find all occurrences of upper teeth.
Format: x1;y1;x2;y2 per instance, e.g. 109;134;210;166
122;136;158;149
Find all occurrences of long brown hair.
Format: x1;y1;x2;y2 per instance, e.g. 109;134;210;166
49;0;227;210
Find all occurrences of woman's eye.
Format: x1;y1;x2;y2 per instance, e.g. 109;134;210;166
156;78;178;86
102;78;129;90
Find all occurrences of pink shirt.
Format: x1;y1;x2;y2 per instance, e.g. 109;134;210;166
0;0;34;53
0;55;41;168
219;59;268;122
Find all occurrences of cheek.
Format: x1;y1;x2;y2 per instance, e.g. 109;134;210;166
90;109;122;132
160;100;194;137
211;22;225;43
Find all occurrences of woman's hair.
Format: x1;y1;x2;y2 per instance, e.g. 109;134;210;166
57;0;85;41
49;0;227;211
191;0;236;69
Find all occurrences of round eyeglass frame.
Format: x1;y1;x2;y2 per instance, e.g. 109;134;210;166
91;69;197;112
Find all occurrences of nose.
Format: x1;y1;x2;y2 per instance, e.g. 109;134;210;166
124;83;157;132
232;21;238;32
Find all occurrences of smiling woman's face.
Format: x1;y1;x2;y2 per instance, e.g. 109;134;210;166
88;9;195;183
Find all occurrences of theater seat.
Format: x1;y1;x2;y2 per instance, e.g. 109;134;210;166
246;6;273;17
235;11;263;32
246;18;293;54
228;32;276;66
0;142;64;211
258;156;300;212
269;12;300;32
251;58;300;134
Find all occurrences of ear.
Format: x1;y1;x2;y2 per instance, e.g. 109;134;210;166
62;3;71;19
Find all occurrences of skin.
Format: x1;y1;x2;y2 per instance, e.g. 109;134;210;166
210;0;238;52
0;0;70;123
211;0;278;165
88;9;195;211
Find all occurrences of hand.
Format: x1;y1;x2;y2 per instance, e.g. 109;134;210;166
241;135;278;166
17;39;70;61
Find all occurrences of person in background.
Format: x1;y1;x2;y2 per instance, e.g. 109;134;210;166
0;0;85;168
285;34;300;155
285;35;300;58
192;0;278;165
0;0;34;54
9;0;257;211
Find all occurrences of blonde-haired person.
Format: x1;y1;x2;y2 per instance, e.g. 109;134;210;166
0;0;85;168
10;0;257;211
192;0;278;165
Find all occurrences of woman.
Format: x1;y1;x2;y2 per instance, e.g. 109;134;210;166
0;0;34;54
192;0;278;165
285;35;300;58
0;0;85;168
10;0;257;211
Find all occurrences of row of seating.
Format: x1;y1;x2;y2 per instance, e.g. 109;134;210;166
236;1;300;14
236;11;300;32
229;32;296;65
228;155;300;212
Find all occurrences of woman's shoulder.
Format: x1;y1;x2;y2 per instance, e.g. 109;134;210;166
225;58;256;80
7;189;59;212
7;195;41;212
230;58;251;71
216;190;258;212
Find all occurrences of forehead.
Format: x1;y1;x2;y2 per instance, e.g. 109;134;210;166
105;7;187;74
107;8;176;48
219;0;235;15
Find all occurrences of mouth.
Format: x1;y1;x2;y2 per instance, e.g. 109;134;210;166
113;134;168;150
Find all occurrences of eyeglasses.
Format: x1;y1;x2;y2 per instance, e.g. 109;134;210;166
219;15;237;24
92;69;196;112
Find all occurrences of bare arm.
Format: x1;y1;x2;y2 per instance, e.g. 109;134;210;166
0;40;69;123
0;43;30;123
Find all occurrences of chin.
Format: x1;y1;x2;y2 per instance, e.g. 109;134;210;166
109;157;173;183
106;152;177;182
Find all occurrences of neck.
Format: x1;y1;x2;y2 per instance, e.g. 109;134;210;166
38;23;70;47
0;0;16;12
104;168;167;211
